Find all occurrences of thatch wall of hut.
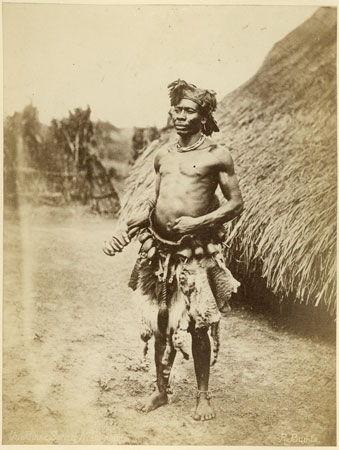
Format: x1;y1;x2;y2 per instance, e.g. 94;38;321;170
119;8;337;315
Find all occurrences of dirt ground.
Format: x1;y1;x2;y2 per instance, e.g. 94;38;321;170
3;205;336;446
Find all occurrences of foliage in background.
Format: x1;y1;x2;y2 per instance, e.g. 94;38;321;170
4;105;45;206
50;106;94;171
4;105;120;214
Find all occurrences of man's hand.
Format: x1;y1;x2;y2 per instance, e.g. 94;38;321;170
172;216;200;234
103;224;130;256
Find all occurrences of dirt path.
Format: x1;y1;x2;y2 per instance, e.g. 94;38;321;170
3;206;336;445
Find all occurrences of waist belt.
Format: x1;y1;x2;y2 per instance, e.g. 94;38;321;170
137;208;226;262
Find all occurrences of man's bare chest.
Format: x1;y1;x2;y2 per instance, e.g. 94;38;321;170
159;149;218;179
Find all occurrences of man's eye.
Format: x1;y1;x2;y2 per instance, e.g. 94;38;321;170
173;107;197;114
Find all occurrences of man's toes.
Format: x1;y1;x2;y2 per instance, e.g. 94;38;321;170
193;412;201;421
201;413;214;421
136;402;146;412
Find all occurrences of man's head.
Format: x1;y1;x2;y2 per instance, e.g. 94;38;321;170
168;79;219;136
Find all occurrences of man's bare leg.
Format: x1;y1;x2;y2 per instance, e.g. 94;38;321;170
140;331;176;412
191;326;216;421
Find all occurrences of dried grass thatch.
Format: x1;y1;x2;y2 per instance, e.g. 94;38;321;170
120;8;337;315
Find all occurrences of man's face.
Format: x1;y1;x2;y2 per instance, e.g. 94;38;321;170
170;98;204;137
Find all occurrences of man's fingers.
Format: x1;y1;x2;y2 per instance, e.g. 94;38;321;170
122;231;130;244
102;242;115;256
110;237;123;251
107;237;123;252
103;233;133;254
114;230;130;246
128;226;139;238
105;224;134;254
103;248;114;256
113;236;124;247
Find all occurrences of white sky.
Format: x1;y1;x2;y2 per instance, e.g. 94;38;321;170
3;4;318;128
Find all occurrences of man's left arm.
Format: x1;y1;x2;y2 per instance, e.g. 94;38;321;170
173;148;243;232
196;148;243;227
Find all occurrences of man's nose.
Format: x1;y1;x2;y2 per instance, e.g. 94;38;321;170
177;109;186;119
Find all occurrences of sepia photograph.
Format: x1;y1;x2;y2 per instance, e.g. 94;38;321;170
2;2;337;446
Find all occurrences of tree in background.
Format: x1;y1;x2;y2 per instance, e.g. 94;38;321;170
21;104;44;168
4;113;21;206
4;105;45;206
49;107;120;213
50;106;94;173
4;105;43;168
132;126;160;160
4;104;120;214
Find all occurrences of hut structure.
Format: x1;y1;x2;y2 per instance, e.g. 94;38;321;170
119;8;336;317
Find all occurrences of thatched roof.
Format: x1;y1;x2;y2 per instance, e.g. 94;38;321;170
120;8;336;315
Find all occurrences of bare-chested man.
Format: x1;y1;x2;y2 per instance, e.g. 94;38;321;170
103;79;243;421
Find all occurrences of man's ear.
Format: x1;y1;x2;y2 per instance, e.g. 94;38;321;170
200;111;207;124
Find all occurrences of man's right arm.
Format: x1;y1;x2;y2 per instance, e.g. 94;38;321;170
126;166;160;229
103;153;161;256
126;149;161;229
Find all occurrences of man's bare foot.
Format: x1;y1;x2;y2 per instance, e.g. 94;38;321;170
193;396;216;421
137;390;168;413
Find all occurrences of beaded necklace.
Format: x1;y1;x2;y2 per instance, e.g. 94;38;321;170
176;134;206;153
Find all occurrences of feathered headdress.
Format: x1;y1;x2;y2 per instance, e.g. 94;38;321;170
168;79;219;135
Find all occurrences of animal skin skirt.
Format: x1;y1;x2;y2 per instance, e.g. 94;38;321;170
129;232;240;365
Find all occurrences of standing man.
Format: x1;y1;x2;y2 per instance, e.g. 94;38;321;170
103;79;243;421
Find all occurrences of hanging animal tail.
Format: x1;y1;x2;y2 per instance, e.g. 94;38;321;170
210;322;220;366
140;325;153;360
143;341;149;359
